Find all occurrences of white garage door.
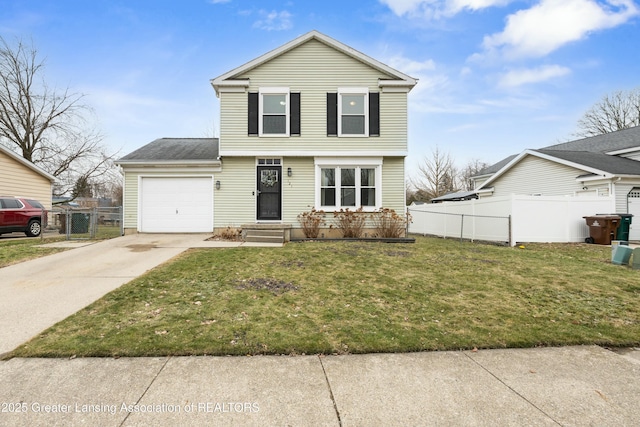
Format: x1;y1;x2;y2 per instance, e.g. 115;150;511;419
629;188;640;241
140;177;213;232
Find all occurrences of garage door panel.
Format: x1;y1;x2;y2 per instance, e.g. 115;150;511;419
629;197;640;241
140;177;213;233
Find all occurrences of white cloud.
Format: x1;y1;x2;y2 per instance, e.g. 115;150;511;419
482;0;640;59
498;65;572;87
379;0;512;18
252;10;293;31
209;0;231;4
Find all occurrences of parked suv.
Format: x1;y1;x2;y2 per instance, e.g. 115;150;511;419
0;197;47;237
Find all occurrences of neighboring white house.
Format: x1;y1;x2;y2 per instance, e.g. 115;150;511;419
426;126;640;242
117;30;417;238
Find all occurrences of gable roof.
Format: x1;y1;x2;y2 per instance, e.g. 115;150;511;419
475;125;640;189
0;144;56;182
210;30;417;96
536;149;640;175
117;138;220;165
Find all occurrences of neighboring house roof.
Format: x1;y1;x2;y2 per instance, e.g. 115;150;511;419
475;154;517;177
536;149;640;176
431;190;479;203
0;144;56;182
475;126;640;190
543;125;640;154
210;30;417;95
117;138;220;165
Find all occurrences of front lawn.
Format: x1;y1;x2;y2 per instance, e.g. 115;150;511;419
7;237;640;358
0;236;67;268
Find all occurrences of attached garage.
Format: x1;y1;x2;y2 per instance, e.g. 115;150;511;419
117;138;222;234
139;177;213;232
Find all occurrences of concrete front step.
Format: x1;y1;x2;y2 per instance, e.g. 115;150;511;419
244;229;285;244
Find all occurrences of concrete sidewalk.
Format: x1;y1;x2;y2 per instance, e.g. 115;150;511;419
0;346;638;426
0;233;281;355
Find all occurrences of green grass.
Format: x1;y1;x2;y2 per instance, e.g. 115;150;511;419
0;236;67;268
6;237;640;358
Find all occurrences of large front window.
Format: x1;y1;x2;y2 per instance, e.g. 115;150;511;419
317;163;380;210
260;88;289;136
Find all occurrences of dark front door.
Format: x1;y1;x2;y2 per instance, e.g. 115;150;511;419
257;166;282;220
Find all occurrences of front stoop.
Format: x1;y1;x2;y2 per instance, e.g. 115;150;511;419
242;224;291;243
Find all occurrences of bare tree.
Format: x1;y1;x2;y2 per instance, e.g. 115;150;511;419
0;36;117;196
410;146;458;202
576;87;640;138
457;158;489;191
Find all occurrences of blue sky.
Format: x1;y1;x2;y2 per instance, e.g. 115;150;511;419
2;0;639;177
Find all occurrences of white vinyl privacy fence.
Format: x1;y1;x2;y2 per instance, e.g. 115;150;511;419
408;195;615;246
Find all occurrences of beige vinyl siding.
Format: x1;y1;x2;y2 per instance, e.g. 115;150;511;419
122;169;216;231
282;157;315;224
381;157;406;212
219;39;408;154
213;157;256;227
490;155;586;197
0;151;52;209
123;172;138;229
619;151;640;162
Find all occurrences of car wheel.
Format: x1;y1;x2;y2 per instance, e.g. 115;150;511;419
26;219;41;237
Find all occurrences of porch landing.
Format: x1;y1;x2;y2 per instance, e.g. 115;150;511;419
241;223;292;244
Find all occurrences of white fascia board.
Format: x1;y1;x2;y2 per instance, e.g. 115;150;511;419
121;166;222;174
479;149;607;189
218;150;408;157
606;146;640;156
118;161;222;171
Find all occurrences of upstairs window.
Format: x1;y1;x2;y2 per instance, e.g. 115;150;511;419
248;88;300;137
327;89;379;137
340;93;366;136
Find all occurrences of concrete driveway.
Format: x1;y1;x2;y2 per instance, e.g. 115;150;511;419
0;233;276;356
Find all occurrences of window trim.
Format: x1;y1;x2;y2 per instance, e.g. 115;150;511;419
259;87;290;137
314;158;382;211
338;88;369;137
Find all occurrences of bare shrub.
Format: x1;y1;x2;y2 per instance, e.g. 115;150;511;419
297;208;326;238
332;208;368;238
216;226;241;241
371;208;411;238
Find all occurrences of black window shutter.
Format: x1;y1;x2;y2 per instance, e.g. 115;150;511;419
369;92;380;136
248;92;259;136
327;93;338;136
290;92;301;136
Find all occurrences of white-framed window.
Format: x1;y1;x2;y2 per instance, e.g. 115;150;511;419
259;87;289;136
338;88;368;137
315;158;382;210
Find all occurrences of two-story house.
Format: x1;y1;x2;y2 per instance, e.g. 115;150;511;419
117;31;417;239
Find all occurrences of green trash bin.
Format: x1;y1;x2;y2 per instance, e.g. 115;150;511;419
597;213;633;242
71;212;90;233
615;214;633;241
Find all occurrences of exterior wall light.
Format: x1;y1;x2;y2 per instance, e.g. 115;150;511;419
287;167;292;177
215;180;221;190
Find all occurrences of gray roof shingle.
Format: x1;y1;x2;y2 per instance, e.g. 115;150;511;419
535;149;640;175
118;138;219;162
475;125;640;179
543;125;640;153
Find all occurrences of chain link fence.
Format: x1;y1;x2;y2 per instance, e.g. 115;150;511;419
47;207;122;240
408;208;512;246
